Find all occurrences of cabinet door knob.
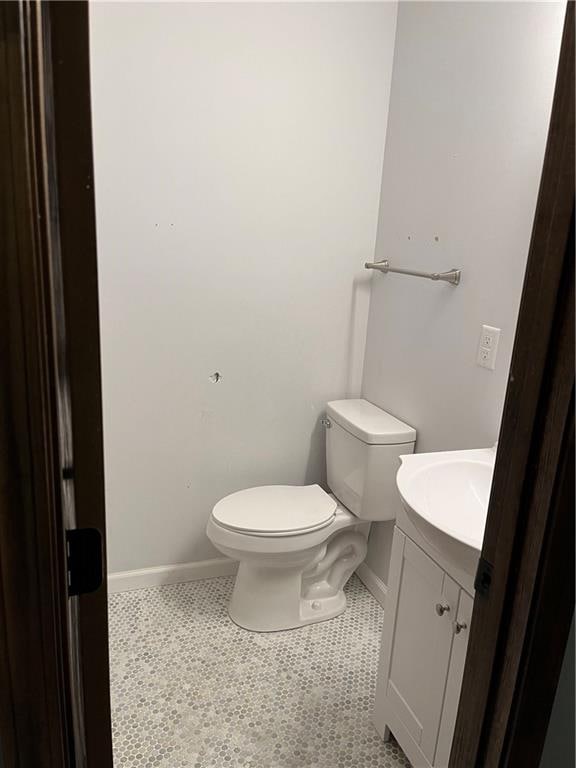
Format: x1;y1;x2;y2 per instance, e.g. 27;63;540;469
455;621;468;634
435;602;450;616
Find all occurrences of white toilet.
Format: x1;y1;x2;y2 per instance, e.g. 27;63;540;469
206;399;416;631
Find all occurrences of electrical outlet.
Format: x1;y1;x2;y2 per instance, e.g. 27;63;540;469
480;325;499;349
478;347;491;365
477;325;501;370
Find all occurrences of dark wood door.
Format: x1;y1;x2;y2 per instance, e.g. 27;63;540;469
0;2;113;766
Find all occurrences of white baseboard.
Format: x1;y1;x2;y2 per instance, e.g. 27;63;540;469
109;557;386;604
108;557;238;594
356;562;388;609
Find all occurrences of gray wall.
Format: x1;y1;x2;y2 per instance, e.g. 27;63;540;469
90;2;398;573
361;2;565;583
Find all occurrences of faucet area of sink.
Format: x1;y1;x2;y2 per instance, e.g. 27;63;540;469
395;447;496;576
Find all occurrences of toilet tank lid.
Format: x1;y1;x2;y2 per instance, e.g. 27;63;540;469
326;399;416;445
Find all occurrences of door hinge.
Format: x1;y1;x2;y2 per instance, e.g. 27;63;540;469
66;528;103;596
474;556;494;597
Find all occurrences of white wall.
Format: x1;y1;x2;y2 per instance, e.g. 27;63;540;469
362;2;565;583
90;2;397;573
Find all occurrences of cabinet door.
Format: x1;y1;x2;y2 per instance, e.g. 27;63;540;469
386;535;459;764
434;590;474;767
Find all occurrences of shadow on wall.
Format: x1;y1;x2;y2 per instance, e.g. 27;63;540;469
304;416;327;489
346;275;373;397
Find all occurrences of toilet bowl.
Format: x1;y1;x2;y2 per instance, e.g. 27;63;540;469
207;485;368;631
207;399;416;632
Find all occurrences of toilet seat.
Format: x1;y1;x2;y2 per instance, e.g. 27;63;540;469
212;484;337;536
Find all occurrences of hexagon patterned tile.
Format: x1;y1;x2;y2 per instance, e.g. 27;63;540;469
108;575;411;768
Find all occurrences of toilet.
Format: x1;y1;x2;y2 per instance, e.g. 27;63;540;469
206;399;416;631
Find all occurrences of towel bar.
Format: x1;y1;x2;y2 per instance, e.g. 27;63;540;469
365;259;461;286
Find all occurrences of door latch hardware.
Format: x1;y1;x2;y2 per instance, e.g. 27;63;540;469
66;528;103;596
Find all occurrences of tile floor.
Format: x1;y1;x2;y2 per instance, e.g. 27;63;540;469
108;574;411;768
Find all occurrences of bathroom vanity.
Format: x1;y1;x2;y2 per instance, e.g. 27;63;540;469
373;449;495;768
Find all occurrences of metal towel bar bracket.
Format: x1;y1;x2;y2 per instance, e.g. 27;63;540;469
364;259;461;286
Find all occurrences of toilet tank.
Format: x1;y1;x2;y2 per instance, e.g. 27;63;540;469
325;399;416;521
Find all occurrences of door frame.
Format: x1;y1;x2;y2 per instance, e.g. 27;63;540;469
48;3;113;761
0;2;573;767
0;2;112;766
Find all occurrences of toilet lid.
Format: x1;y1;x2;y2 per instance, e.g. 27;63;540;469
212;485;337;536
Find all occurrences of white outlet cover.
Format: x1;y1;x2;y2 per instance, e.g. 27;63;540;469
477;325;501;370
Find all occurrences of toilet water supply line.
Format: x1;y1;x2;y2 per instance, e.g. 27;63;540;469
302;532;367;600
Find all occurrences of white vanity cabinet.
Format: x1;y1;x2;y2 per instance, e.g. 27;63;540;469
373;527;474;768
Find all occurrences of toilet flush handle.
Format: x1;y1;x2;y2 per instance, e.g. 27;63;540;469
321;417;332;428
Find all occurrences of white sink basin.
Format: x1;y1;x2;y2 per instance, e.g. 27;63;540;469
396;448;496;575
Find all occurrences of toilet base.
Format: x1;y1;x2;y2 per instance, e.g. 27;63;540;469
229;579;348;632
227;529;367;632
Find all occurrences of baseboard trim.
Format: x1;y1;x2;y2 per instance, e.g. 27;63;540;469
109;557;386;601
108;557;238;594
356;562;388;609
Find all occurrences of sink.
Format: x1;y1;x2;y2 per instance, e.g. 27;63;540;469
396;447;496;575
